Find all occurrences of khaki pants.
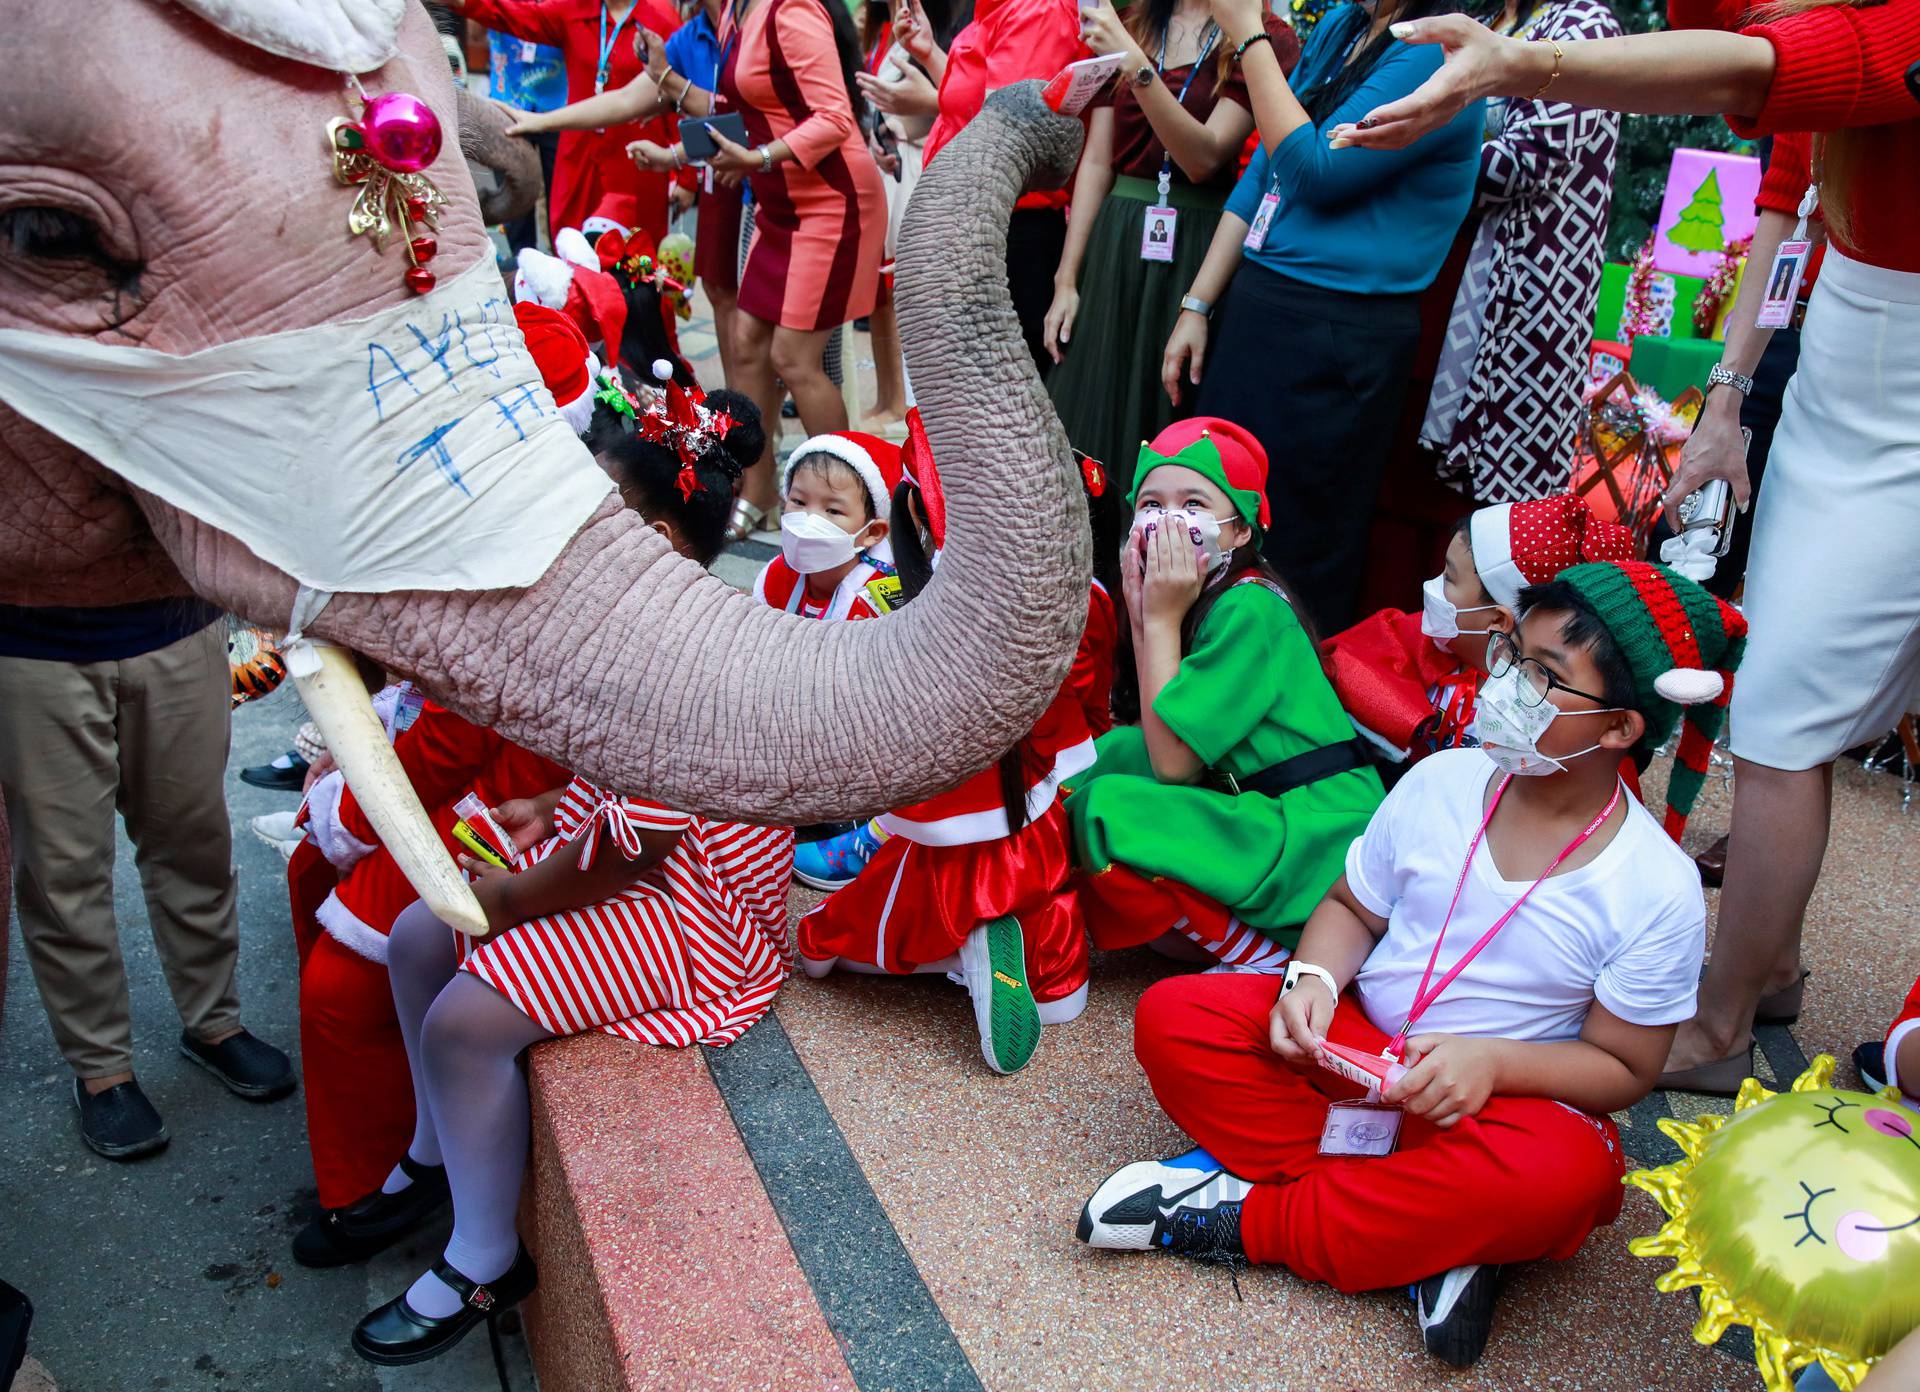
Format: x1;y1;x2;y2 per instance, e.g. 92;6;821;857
0;623;241;1078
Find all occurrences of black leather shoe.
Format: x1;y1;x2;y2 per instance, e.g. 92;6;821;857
239;753;309;792
293;1158;451;1268
74;1078;169;1160
352;1246;538;1366
179;1029;296;1101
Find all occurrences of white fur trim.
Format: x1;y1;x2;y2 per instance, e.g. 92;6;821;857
785;434;889;520
559;372;599;433
513;248;573;310
1469;503;1523;610
316;890;392;964
880;738;1097;846
582;215;629;239
303;771;378;871
1885;1016;1920;1099
171;0;404;73
554;227;599;273
1654;668;1725;705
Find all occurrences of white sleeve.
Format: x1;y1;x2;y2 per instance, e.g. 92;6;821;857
750;560;772;606
1593;880;1707;1027
1343;792;1401;920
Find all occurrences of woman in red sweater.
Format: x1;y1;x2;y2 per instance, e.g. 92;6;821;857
1327;0;1920;1094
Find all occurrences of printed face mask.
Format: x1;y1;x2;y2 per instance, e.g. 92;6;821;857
781;510;863;574
0;257;613;602
1420;574;1503;645
1477;665;1621;777
1131;506;1234;574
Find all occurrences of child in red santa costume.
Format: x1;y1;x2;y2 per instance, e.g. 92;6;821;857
752;430;901;621
1321;494;1637;770
795;410;1106;1075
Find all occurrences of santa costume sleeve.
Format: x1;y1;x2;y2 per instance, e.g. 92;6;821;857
337;703;502;848
1884;975;1920;1100
1319;607;1463;760
1069;583;1118;740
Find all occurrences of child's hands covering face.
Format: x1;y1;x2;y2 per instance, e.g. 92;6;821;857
1141;512;1208;629
1120;530;1147;634
1269;978;1335;1063
1385;1034;1499;1128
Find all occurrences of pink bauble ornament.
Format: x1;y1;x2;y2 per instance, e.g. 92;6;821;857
361;92;442;173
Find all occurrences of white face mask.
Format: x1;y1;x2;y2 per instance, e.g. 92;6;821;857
1420;574;1504;645
1131;506;1234;575
0;257;613;601
1477;665;1622;777
781;510;866;574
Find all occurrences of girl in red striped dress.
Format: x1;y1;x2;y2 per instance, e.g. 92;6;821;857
352;394;794;1367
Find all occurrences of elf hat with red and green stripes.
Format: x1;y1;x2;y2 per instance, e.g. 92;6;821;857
1552;561;1747;843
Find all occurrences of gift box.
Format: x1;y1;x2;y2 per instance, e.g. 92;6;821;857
1629;335;1724;401
1597;262;1707;341
1594;263;1630;341
1588;340;1629;389
1653;148;1763;278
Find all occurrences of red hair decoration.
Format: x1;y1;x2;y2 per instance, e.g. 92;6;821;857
639;371;734;489
1076;450;1107;498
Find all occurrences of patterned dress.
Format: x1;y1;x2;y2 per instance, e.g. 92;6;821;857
721;0;886;330
1420;0;1622;504
458;778;796;1047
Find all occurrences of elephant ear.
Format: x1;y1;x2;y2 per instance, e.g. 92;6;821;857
167;0;406;73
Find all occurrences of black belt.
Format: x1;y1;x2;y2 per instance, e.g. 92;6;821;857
1212;739;1369;798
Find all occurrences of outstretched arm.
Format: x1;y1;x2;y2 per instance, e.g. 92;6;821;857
509;74;667;134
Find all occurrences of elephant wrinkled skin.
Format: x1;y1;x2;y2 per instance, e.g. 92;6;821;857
0;3;1089;847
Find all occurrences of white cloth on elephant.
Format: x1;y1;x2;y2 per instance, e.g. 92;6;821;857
168;0;406;73
0;256;613;599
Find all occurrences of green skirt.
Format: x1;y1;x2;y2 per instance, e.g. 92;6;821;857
1047;176;1227;490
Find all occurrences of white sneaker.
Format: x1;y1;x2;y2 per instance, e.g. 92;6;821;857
1077;1148;1252;1254
249;811;304;862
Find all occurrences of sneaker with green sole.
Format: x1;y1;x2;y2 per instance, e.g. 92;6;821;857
959;916;1042;1074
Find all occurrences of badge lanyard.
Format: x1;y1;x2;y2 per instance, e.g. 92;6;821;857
1390;774;1624;1054
1140;22;1218;261
1152;22;1219;205
596;1;638;93
1757;137;1822;330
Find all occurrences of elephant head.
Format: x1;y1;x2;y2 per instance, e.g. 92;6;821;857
0;1;1089;861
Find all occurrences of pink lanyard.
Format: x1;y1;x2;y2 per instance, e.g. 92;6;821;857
1391;775;1624;1052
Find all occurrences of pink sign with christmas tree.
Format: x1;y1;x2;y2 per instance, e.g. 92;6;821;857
1652;148;1762;278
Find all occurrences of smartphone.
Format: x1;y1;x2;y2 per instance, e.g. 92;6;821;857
870;117;901;180
679;111;750;164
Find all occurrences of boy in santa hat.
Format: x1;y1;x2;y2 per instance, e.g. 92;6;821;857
513;302;605;436
1080;560;1744;1370
1321;494;1638;769
751;432;901;622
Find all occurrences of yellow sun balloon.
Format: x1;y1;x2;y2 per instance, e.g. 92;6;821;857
1627;1056;1920;1391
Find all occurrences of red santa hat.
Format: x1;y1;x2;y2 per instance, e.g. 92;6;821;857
580;192;643;243
1468;492;1639;611
512;245;627;373
513;302;601;434
900;408;947;548
784;430;903;522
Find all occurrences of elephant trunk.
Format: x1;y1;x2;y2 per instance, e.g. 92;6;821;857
141;82;1088;826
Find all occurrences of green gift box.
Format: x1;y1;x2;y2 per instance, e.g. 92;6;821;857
1593;264;1709;340
1629;335;1723;400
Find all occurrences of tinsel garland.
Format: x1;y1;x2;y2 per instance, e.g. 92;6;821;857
1692;234;1752;336
1619;235;1660;344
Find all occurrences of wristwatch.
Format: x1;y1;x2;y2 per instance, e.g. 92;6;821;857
1280;961;1338;999
1132;62;1156;89
1179;294;1213;319
1706;363;1755;400
759;145;775;174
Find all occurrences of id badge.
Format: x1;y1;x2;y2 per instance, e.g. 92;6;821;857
703;164;715;195
1756;238;1813;328
1243;191;1280;251
1319;1099;1403;1157
1141;205;1177;262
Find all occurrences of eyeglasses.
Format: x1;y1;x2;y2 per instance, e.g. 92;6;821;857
1486;630;1612;709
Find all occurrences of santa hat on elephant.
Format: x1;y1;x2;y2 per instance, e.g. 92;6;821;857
513;302;601;435
513;241;626;373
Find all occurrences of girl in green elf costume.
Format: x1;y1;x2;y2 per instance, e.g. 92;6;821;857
1068;417;1383;971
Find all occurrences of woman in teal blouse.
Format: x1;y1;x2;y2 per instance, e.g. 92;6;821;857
1165;0;1488;633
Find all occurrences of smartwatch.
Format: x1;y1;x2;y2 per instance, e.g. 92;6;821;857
1280;961;1338;999
1179;294;1213;319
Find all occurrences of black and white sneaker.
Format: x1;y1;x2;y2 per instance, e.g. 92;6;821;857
1855;1041;1889;1094
1076;1148;1251;1259
1413;1263;1505;1368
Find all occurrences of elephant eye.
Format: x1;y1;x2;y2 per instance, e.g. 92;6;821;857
1;206;142;294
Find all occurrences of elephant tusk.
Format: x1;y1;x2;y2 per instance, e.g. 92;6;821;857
287;638;490;937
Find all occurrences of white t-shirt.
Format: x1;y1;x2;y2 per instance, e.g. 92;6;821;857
1346;749;1705;1044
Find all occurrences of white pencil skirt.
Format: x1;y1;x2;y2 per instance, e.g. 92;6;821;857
1731;249;1920;770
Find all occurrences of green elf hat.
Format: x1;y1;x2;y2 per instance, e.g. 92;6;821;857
1129;417;1270;534
1551;560;1748;844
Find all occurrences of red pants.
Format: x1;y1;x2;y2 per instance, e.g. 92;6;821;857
287;841;414;1209
1133;974;1625;1291
1080;863;1234;953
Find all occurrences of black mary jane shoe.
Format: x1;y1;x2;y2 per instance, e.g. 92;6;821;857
292;1157;451;1268
351;1245;538;1367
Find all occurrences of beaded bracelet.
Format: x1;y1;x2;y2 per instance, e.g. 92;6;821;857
1233;31;1274;64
